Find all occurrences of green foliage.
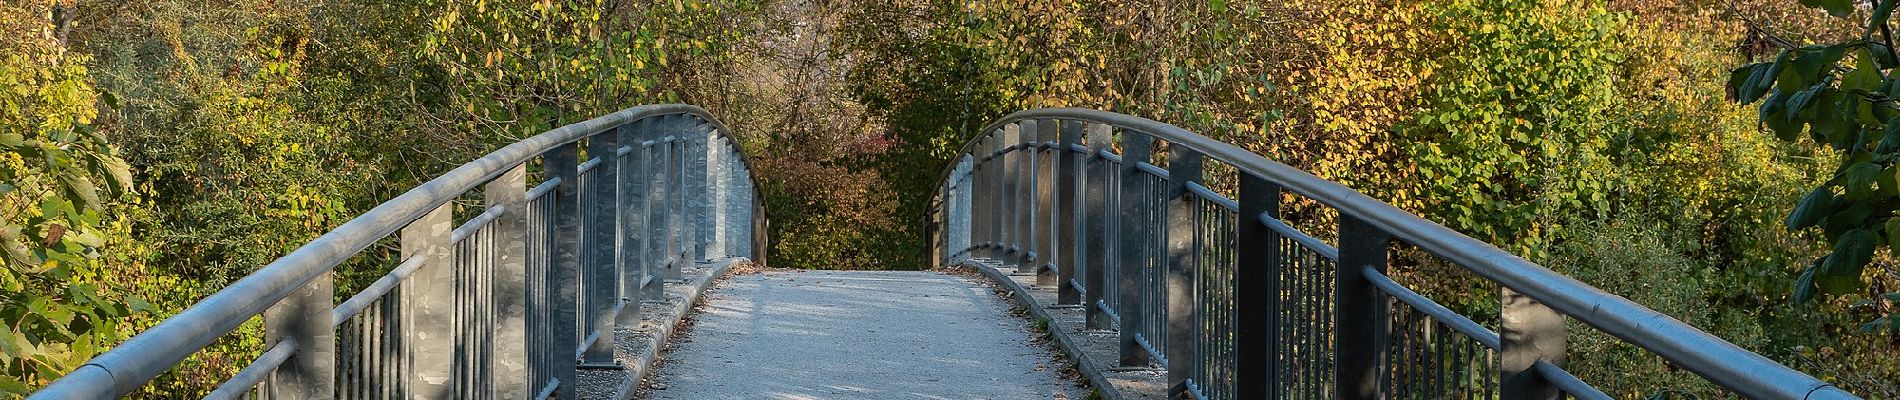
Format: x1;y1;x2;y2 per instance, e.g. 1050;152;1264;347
1548;218;1757;399
0;1;147;392
1404;0;1627;258
1726;0;1900;328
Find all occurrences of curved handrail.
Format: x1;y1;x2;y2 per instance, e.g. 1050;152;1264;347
34;104;762;399
928;108;1856;399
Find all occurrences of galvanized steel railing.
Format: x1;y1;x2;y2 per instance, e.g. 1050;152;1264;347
926;109;1859;400
31;104;764;399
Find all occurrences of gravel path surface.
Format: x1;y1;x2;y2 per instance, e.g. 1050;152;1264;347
643;270;1084;400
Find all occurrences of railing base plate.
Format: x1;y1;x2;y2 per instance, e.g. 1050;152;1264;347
577;362;626;370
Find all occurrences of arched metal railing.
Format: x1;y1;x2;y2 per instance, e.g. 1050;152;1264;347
926;109;1859;400
32;104;765;399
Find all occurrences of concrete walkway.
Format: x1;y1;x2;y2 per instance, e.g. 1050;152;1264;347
644;270;1084;399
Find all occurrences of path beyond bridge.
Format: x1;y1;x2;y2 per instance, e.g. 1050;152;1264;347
647;270;1081;399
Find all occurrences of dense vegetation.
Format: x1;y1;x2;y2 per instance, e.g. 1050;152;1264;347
0;0;1895;397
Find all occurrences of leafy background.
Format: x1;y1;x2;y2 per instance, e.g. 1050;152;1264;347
0;0;1896;397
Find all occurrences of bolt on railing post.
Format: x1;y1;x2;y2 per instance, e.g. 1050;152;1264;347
485;164;530;398
1164;148;1205;398
1016;119;1039;272
1234;171;1281;400
1055;120;1082;305
1083;123;1113;330
545;142;583;400
1335;215;1390;400
262;271;334;399
401;202;455;399
1034;119;1059;286
582;130;620;366
1502;289;1566;399
617;122;648;325
1117;130;1155;367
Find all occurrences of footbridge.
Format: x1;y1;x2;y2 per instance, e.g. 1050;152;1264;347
28;105;1859;399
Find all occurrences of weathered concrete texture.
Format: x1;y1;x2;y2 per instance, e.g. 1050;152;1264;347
958;259;1167;400
572;258;745;400
645;270;1084;400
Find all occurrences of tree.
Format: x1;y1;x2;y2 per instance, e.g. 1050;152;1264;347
1728;0;1900;333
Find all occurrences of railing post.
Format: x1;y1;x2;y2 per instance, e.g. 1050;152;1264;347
581;130;620;366
1164;148;1204;398
991;128;1008;262
687;121;711;262
970;134;988;259
262;272;334;399
1234;171;1280;399
641;139;667;302
1117;130;1155;367
955;155;974;262
1083;123;1113;330
1001;123;1022;264
1335;215;1390;400
402;203;454;399
1034;119;1058;285
1502;289;1566;399
545;142;583;400
1056;120;1082;305
485;164;530;398
618;122;649;322
666;136;686;282
1016;119;1039;272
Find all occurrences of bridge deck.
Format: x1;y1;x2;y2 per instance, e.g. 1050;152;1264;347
645;270;1083;399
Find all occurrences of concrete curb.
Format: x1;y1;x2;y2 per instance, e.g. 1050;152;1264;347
957;259;1131;400
606;257;747;400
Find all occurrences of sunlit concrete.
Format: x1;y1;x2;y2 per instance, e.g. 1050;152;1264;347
646;270;1082;399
